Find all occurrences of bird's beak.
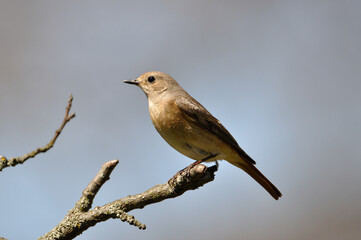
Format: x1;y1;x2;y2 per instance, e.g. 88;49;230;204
123;79;139;85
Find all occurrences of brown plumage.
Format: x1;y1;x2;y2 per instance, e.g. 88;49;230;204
124;71;282;200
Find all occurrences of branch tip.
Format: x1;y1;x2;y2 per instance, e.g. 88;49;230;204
117;210;146;230
77;160;119;212
104;159;119;168
169;163;217;191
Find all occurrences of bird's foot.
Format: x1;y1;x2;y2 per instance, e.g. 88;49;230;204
168;161;202;187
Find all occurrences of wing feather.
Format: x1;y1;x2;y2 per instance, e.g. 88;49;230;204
176;95;256;165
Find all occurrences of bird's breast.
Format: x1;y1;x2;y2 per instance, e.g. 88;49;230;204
148;98;226;161
149;98;185;134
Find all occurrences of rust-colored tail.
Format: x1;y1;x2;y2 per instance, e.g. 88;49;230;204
230;161;282;200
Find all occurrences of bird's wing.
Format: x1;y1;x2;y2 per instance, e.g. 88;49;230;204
176;95;256;164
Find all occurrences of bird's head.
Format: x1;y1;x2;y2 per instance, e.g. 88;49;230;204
124;71;180;98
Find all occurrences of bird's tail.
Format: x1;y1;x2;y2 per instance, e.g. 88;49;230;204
230;161;282;200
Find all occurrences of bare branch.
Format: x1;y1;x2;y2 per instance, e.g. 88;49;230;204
76;159;119;212
39;161;217;240
1;94;218;239
0;95;75;171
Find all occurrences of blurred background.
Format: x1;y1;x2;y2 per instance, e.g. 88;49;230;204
1;1;360;239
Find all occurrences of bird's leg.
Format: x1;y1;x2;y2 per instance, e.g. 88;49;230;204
168;153;218;186
202;153;218;162
180;153;218;175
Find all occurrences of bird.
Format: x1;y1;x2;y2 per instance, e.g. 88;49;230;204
124;71;282;200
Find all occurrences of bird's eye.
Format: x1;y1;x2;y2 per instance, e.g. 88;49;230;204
148;76;155;83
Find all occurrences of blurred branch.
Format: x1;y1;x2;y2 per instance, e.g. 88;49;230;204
0;95;75;171
39;161;217;240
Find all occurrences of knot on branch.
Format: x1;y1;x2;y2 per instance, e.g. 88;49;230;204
168;163;218;193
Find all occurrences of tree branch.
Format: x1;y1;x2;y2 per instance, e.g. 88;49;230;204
1;94;218;239
39;161;218;240
0;95;75;171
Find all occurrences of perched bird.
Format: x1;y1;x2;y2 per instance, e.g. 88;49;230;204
124;71;282;200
